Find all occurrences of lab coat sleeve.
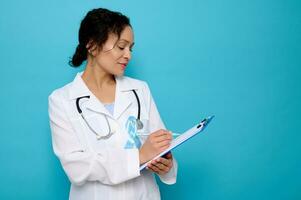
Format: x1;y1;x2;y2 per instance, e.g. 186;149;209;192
48;91;140;186
144;82;178;185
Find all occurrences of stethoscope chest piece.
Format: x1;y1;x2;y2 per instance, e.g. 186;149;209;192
136;119;144;130
96;130;114;140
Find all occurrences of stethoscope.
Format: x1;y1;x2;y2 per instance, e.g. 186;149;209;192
76;90;143;140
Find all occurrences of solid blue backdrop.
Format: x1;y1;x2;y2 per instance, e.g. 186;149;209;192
0;0;300;199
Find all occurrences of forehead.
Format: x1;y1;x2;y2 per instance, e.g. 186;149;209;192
107;26;134;44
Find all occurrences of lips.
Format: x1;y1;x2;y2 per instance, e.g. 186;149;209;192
119;63;128;69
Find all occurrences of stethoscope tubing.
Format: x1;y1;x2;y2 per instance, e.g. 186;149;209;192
76;90;141;140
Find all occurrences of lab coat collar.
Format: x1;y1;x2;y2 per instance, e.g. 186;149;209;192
68;72;91;100
68;72;141;119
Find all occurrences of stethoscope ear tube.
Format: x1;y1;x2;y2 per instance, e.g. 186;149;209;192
131;90;140;120
76;95;90;114
132;90;143;130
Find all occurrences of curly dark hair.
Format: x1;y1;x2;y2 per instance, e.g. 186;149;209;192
69;8;131;67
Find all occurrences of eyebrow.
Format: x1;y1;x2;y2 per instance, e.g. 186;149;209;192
119;39;135;47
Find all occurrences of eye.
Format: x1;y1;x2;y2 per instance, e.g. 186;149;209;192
118;46;125;50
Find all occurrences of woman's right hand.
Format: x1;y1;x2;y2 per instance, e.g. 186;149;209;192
139;129;172;165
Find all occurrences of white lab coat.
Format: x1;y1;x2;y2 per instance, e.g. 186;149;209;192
48;72;177;200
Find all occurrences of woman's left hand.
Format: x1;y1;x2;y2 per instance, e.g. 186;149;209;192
146;152;173;175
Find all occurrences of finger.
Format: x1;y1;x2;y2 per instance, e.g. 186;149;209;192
154;133;172;142
151;164;166;175
153;129;170;137
156;157;169;165
152;160;169;172
146;165;156;173
158;145;170;153
159;158;173;169
156;139;171;148
156;157;171;166
152;159;168;169
148;163;161;174
155;134;172;144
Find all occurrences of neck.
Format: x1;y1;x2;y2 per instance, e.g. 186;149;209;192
81;64;115;91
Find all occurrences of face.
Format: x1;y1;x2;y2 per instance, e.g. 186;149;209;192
88;26;134;76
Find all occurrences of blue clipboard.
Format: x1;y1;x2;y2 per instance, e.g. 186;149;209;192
139;115;215;171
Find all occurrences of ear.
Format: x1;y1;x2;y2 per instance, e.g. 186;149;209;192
86;40;98;56
85;39;93;49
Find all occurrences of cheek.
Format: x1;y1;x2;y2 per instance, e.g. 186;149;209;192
100;52;122;64
94;50;124;73
111;51;123;60
95;55;123;74
96;54;114;66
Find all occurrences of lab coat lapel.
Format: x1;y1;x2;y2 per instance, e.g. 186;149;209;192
69;72;110;116
85;95;110;116
113;77;133;119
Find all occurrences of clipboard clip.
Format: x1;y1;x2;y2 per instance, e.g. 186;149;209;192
197;115;215;129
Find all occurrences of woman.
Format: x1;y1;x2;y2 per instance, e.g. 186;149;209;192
48;8;177;200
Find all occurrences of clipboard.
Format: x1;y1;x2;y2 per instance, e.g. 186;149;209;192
139;115;215;171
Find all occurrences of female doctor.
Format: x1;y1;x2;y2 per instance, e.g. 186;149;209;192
48;8;177;200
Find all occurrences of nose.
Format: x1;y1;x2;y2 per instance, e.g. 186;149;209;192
123;49;132;61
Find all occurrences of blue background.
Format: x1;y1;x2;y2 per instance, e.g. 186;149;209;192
0;0;300;199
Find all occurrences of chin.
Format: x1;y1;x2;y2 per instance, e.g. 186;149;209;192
114;71;125;77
